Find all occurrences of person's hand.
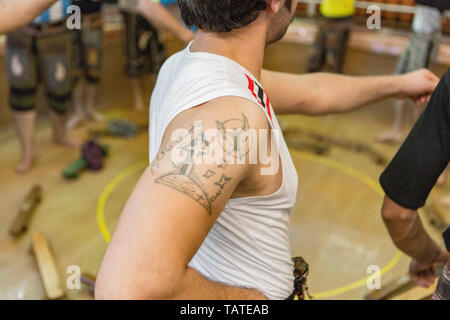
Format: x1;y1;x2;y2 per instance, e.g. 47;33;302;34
409;259;436;287
409;249;450;287
398;69;440;106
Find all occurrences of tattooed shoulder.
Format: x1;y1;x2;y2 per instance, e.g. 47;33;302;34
150;113;251;215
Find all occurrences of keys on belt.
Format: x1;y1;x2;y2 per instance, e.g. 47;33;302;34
286;257;311;300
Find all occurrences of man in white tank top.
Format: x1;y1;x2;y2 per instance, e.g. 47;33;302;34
97;0;439;300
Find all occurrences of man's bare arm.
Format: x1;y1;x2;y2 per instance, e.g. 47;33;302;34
0;0;58;34
382;196;448;263
261;69;439;115
95;98;268;300
136;0;193;43
382;196;450;286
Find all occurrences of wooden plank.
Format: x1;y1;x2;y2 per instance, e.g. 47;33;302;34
390;278;439;300
9;185;42;237
32;234;65;300
365;274;412;300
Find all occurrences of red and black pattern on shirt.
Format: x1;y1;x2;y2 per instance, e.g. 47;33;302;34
245;74;273;124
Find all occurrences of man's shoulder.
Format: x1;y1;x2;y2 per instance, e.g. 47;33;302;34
166;96;271;134
159;50;252;89
160;51;226;77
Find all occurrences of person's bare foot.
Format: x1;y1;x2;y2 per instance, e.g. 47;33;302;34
53;135;81;149
133;99;145;112
86;110;105;123
375;131;403;144
16;152;36;175
129;78;146;112
67;113;86;130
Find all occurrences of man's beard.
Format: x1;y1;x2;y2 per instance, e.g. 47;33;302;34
266;0;296;45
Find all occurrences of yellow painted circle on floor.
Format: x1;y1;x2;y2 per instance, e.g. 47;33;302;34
97;152;402;299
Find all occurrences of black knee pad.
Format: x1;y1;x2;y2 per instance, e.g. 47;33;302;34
9;87;37;112
85;73;101;83
47;92;72;114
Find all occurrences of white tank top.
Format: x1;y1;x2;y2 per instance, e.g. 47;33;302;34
149;43;299;300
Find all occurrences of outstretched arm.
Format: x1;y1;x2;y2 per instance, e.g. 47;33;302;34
380;71;450;287
261;69;439;115
0;0;57;33
137;0;193;43
95;98;268;300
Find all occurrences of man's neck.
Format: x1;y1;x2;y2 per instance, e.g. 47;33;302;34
190;22;267;80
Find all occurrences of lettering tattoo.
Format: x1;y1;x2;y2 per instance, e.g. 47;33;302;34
150;114;250;215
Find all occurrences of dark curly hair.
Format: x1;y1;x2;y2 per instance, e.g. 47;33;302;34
178;0;269;32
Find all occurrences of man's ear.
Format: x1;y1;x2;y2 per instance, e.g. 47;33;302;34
266;0;281;13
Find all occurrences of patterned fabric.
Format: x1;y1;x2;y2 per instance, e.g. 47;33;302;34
432;261;450;300
413;5;443;34
6;29;73;113
308;17;352;74
33;0;72;24
73;12;103;82
122;11;166;77
395;4;443;75
395;32;441;75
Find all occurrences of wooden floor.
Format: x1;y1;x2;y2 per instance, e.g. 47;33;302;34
0;36;448;300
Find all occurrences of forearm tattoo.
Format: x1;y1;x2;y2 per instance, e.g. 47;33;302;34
150;114;251;215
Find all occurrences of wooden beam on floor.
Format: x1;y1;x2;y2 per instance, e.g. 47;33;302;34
31;234;65;300
365;274;412;300
9;185;42;237
390;279;439;300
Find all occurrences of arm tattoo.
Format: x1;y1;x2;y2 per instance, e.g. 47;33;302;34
150;114;250;215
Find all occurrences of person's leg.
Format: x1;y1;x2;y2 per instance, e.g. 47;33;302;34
334;20;351;74
83;15;104;122
375;99;407;143
307;19;326;73
325;18;351;74
68;29;86;129
129;77;145;112
138;14;166;73
48;110;78;147
122;11;146;111
324;23;338;73
38;30;79;147
6;29;38;174
377;6;443;144
374;33;414;144
13;111;36;174
67;78;86;129
85;81;103;122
